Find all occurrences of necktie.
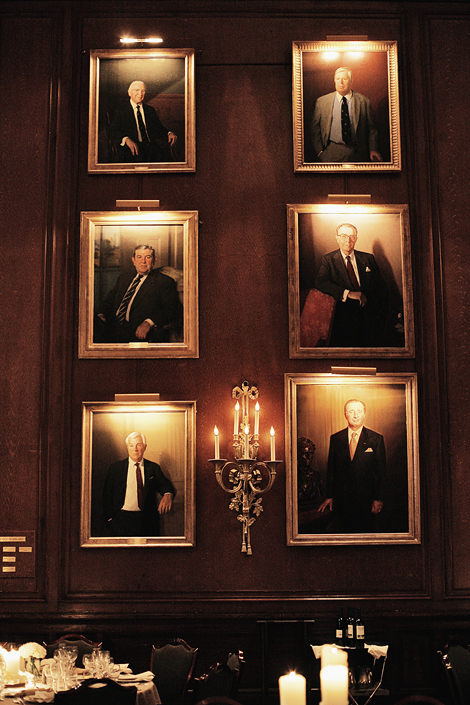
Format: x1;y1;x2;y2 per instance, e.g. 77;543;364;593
136;105;149;144
136;463;144;510
115;274;142;325
349;432;358;460
341;96;352;145
346;256;360;290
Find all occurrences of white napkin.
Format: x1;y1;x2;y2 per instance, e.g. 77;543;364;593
364;644;388;659
23;693;54;703
119;671;154;682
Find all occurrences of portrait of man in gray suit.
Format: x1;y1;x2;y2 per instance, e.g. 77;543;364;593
311;66;382;163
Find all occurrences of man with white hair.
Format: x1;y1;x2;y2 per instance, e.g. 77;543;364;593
103;431;175;536
311;66;382;163
108;80;177;163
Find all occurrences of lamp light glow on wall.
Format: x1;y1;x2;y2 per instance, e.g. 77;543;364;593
120;37;163;44
209;380;281;555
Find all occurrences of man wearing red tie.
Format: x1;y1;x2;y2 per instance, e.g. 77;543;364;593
314;223;389;348
319;400;385;533
103;432;175;537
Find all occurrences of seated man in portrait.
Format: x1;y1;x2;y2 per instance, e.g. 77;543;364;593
94;244;183;344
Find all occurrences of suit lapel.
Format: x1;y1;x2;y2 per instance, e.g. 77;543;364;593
333;250;352;289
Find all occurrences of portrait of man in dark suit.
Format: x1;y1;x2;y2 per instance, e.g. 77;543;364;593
314;222;389;348
94;243;183;344
319;399;386;533
311;66;382;163
108;80;178;163
103;431;176;537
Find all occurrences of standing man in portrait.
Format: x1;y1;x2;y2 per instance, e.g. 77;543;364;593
311;66;382;163
94;243;183;344
108;80;177;163
103;432;176;537
314;223;389;347
319;400;385;533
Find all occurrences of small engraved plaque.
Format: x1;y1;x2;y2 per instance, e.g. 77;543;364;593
0;531;35;577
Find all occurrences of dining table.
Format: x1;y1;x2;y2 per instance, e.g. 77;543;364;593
0;670;161;704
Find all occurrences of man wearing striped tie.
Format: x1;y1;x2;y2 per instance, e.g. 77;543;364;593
95;244;183;343
319;399;386;533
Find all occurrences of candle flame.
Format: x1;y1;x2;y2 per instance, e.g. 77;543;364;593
214;426;219;436
270;426;275;437
235;401;240;411
245;425;249;435
255;401;260;411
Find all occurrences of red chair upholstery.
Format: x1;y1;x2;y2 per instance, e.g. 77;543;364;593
299;288;335;348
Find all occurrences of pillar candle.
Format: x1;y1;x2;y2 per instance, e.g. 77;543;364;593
279;671;306;705
214;426;219;459
254;401;260;435
320;664;348;705
234;402;240;434
270;427;275;460
2;648;20;683
321;645;348;669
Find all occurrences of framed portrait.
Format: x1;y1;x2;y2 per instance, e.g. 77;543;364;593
287;203;415;358
78;210;198;359
292;40;400;171
285;373;420;545
88;48;195;173
81;401;196;547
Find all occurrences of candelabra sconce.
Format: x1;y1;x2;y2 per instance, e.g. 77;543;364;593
209;381;282;555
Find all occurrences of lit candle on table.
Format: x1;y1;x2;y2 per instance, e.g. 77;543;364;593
214;426;219;459
244;425;250;458
320;665;348;705
254;401;260;435
234;401;240;434
321;645;348;668
279;671;306;705
2;647;20;683
270;426;275;460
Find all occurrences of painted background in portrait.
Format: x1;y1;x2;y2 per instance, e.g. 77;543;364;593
295;382;408;535
302;50;390;163
90;410;186;538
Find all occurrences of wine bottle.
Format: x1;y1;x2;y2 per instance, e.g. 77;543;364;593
355;607;365;648
335;607;344;646
347;607;356;647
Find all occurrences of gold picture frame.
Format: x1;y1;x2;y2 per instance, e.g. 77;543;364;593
88;48;195;173
78;210;198;358
287;203;415;358
285;373;420;545
81;401;196;547
292;40;400;171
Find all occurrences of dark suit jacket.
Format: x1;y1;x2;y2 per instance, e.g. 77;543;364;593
314;248;389;347
103;458;175;536
97;268;183;343
108;101;172;162
311;91;379;161
326;426;386;532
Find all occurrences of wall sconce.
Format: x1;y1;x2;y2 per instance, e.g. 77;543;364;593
209;381;281;555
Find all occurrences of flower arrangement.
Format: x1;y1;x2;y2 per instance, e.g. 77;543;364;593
18;643;47;660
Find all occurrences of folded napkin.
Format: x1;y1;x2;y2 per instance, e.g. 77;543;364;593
23;693;54;703
119;671;154;682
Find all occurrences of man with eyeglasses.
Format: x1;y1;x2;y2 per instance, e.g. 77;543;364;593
314;223;389;347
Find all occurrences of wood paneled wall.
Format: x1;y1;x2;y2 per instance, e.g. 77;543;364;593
1;1;470;699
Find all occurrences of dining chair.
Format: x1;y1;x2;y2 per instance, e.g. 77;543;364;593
192;651;245;704
438;644;470;705
43;633;102;668
54;677;137;704
150;637;198;705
